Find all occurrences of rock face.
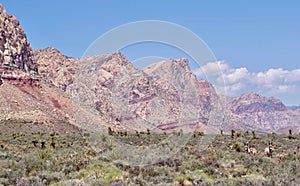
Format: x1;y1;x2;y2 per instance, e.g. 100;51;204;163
0;66;40;87
33;47;78;92
0;4;37;73
141;58;223;131
72;55;223;132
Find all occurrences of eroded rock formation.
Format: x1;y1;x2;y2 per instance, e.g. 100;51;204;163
0;4;37;73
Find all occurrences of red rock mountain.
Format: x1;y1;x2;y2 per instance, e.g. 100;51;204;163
224;92;300;133
229;92;287;114
0;5;78;133
0;4;299;134
0;4;37;73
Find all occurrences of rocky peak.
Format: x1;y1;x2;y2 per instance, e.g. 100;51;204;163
171;58;192;73
33;47;75;67
96;51;136;73
229;92;288;114
85;52;138;91
0;4;37;73
35;47;65;59
240;92;262;100
33;47;78;91
113;51;131;66
143;58;195;80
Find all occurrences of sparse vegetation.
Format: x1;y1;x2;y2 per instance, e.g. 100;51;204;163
231;129;235;139
0;131;299;185
236;132;242;138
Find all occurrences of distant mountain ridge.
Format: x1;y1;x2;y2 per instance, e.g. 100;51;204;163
224;92;300;133
0;4;300;134
229;92;288;114
288;106;300;111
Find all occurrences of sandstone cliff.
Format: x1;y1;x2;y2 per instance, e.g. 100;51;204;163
0;4;37;73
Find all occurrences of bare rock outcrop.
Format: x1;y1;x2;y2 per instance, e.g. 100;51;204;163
32;47;78;92
142;58;224;131
0;4;37;73
0;66;40;87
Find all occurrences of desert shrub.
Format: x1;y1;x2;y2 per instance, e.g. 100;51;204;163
22;154;48;175
16;176;44;186
288;135;296;139
38;150;49;160
128;177;148;186
180;159;203;172
140;166;160;179
40;141;46;149
203;167;216;177
189;169;213;183
150;175;173;184
174;174;189;184
99;133;107;142
203;157;219;168
38;172;61;185
108;127;114;135
233;142;242;152
31;139;38;147
128;166;140;177
50;138;56;149
109;179;125;186
236;132;242;138
231;130;235;139
285;152;297;161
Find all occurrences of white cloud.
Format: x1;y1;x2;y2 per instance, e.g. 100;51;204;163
194;61;300;96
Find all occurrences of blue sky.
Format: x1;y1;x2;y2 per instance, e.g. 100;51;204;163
2;1;300;105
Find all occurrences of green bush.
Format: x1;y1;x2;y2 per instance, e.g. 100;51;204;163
233;142;242;152
236;132;242;138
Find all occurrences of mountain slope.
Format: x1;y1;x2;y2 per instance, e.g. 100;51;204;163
0;67;79;133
